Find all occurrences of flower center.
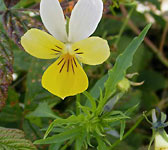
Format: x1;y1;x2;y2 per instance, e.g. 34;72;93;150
57;53;78;74
63;43;75;55
50;44;84;74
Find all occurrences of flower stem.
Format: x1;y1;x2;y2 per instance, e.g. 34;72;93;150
76;94;80;115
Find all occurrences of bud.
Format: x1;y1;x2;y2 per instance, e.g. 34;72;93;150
117;78;130;92
155;133;168;150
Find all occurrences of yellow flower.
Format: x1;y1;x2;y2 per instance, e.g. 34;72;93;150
21;0;110;99
155;133;168;150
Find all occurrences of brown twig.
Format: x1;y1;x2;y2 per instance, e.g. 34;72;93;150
159;21;168;53
103;14;122;21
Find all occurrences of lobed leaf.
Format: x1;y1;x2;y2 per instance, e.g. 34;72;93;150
104;24;151;100
0;31;13;110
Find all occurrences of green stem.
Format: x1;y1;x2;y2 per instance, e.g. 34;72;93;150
114;5;135;46
148;130;156;150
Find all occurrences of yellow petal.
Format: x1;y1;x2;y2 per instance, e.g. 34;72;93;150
42;54;88;99
72;37;110;65
21;29;64;59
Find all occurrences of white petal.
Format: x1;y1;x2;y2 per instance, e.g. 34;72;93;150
68;0;103;42
40;0;68;42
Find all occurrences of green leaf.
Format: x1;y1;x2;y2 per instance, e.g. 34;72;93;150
0;87;22;123
103;116;129;123
44;114;84;139
103;111;130;123
25;59;61;106
106;110;128;117
13;48;33;71
78;104;92;116
0;127;37;150
84;75;108;108
83;91;96;111
22;119;43;141
90;74;108;99
125;103;139;116
104;24;151;99
120;120;126;140
49;143;63;150
95;125;104;137
34;127;81;144
104;92;124;112
117;36;152;73
26;101;59;119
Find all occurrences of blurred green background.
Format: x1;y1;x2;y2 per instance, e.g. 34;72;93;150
0;0;168;149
